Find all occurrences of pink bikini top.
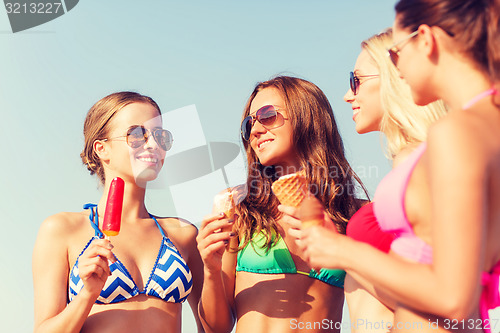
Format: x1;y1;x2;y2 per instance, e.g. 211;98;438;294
481;261;500;333
373;143;432;264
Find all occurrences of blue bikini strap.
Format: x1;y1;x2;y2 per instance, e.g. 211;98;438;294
150;214;167;239
83;203;104;238
83;204;166;239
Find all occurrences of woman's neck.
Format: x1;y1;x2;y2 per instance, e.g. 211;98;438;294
273;163;302;177
98;180;149;221
437;56;492;110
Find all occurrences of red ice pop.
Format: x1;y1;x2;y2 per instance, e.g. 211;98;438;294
102;177;124;237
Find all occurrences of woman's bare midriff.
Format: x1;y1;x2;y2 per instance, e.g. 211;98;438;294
81;295;182;333
234;271;344;333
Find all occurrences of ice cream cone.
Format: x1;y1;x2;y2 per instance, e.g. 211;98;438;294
212;190;236;235
213;190;235;219
271;171;307;207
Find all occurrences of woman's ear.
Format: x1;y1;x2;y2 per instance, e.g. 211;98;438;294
426;24;457;63
417;24;437;58
94;140;109;161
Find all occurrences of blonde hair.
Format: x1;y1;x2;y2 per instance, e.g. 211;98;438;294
362;29;447;159
80;91;161;184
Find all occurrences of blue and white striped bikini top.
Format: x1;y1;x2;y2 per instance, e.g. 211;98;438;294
68;204;193;304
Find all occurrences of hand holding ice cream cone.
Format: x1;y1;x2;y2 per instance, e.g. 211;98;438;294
212;190;236;233
298;194;325;228
213;190;235;219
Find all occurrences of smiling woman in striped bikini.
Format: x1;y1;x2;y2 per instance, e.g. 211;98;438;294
32;91;204;333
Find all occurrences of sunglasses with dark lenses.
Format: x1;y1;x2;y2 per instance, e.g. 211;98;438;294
350;71;379;95
104;125;173;151
240;105;287;141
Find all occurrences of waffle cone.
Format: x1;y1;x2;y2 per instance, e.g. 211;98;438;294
271;172;307;207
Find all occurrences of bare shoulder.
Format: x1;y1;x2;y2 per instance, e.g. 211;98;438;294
155;216;198;245
34;211;90;261
427;112;489;161
429;110;481;135
393;142;422;168
38;211;88;238
426;113;492;178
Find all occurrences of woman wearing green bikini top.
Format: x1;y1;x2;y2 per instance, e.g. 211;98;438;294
197;76;368;333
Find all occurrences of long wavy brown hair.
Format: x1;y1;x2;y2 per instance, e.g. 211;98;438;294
235;76;369;250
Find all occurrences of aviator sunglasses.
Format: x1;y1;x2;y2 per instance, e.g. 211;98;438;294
103;125;173;151
240;105;288;141
350;71;379;95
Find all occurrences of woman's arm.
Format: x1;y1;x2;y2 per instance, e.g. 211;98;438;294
346;269;397;311
281;204;396;310
197;213;237;333
301;118;487;320
33;214;114;333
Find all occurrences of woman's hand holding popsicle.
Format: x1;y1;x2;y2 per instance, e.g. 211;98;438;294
76;177;124;300
77;239;115;300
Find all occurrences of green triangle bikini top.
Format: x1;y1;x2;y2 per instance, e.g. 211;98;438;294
236;231;345;288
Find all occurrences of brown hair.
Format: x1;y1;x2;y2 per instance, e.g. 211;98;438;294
235;76;368;250
80;91;161;184
487;0;500;84
394;0;494;77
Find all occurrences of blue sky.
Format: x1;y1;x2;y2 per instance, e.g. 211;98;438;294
0;1;397;331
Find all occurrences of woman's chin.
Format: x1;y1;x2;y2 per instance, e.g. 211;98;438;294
133;169;160;186
411;89;438;107
256;151;276;167
257;159;272;167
